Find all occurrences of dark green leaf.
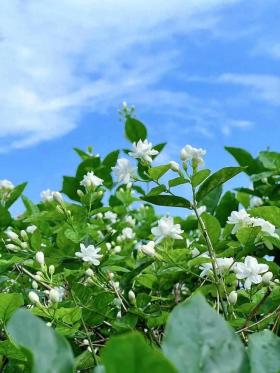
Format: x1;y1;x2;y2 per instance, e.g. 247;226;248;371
169;177;188;188
0;205;12;228
215;191;239;227
142;195;191;208
5;182;27;208
225;147;263;175
191;169;211;187
125;118;147;143
61;176;80;201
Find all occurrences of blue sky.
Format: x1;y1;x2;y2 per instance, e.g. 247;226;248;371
0;0;279;211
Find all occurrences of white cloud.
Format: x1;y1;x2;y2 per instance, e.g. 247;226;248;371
0;0;243;151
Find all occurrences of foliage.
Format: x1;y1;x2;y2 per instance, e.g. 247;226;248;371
0;105;279;372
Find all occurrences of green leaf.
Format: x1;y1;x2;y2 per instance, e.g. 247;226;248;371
148;164;170;180
259;151;280;170
7;309;74;373
191;169;211;187
61;176;80;201
162;294;248;373
225;147;262;175
103;150;120;168
250;206;280;227
196;167;243;202
0;340;26;361
215;191;239;227
76;157;101;180
200;185;223;214
147;185;166;196
142;195;191;208
169;177;188;188
236;226;261;247
5;182;28;208
200;213;221;245
101;332;177;373
125;118;147;143
248;330;280;373
0;293;24;322
0;205;12;228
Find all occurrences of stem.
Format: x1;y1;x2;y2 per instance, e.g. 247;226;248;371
16;265;52;290
191;187;228;319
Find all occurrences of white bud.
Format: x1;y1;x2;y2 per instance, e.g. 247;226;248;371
20;230;28;241
26;225;37;234
262;271;273;285
77;189;84;197
96;213;103;219
49;288;60;303
114;246;121;253
128;290;136;304
21;242;28;249
35;251;45;266
141;241;156;257
5;243;19;251
105;242;112;250
53;191;63;203
169;161;180;172
180;148;188;161
49;265;55;275
6;230;19;241
28;291;40;304
228;291;238;305
85;268;94;277
34;275;42;281
108;272;114;280
83;339;90;346
32;280;38;289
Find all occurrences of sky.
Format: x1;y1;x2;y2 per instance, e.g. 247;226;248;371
0;0;280;211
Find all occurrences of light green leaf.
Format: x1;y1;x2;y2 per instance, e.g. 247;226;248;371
191;169;211;187
248;330;280;373
147;185;166;196
169;176;188;188
196;167;243;202
236;226;261;247
7;309;74;373
148;164;170;180
200;213;221;245
5;182;28;208
162;294;248;373
250;206;280;227
0;293;24;322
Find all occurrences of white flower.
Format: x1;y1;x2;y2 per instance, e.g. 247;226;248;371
75;243;103;266
227;209;252;234
125;215;136;226
104;211;117;224
234;256;269;289
249;196;263;208
35;251;45;266
129;139;158;163
128;290;136;304
228;291;238;305
191;247;200;257
199;256;234;277
52;191;63;203
140;241;156;257
122;227;135;240
151;216;183;243
251;217;278;237
49;288;60;303
169;161;180;172
80;172;103;189
85;268;94;277
112;158;134;184
26;225;37;234
40;189;54;202
180;145;206;165
0;179;14;191
28;291;40;304
262;271;273;285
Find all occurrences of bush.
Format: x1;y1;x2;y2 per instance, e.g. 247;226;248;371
0;106;279;372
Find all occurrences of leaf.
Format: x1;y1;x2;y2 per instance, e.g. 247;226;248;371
7;309;74;373
248;330;280;373
148;164;170;180
76;157;101;180
236;226;261;247
125;118;147;143
196;167;243;202
191;169;211;187
101;332;177;373
250;206;280;227
0;293;24;322
200;185;223;215
147;185;166;196
169;177;188;188
0;205;12;228
162;294;248;373
5;182;28;208
225;147;262;175
103;150;120;168
61;176;80;201
200;213;221;245
0;340;26;361
215;191;239;227
142;195;191;208
259;151;280;170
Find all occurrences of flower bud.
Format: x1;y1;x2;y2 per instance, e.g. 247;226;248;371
20;230;28;241
28;291;40;304
105;242;112;250
169;161;180;172
5;243;19;251
26;225;37;234
141;241;156;257
114;246;121;253
53;191;63;203
32;280;38;289
77;189;84;197
128;290;136;304
96;213;103;219
21;242;28;249
85;268;94;277
35;251;45;266
49;288;60;303
262;271;273;285
6;230;19;241
49;265;55;275
108;272;114;280
180;148;188;161
228;291;238;305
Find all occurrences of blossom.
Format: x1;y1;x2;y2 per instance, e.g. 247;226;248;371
5;230;19;241
104;211;117;224
129;139;158;163
169;161;180;172
227;209;252;234
40;189;62;203
112;158;134;184
140;241;156;257
200;256;234;277
75;243;103;266
228;291;238;305
121;227;135;240
262;271;273;285
251;217;278;237
26;225;37;234
151;216;183;243
233;256;269;289
80;171;103;189
35;251;45;266
0;179;14;191
125;215;136;226
249;196;263;208
28;291;40;304
180;145;206;165
49;288;60;303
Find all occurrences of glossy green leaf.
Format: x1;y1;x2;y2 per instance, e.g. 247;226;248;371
250;206;280;227
5;182;27;208
142;195;191;208
125;118;147;143
0;205;12;228
0;293;24;322
168;176;188;188
191;169;211;187
225;147;262;175
148;164;170;180
215;191;239;226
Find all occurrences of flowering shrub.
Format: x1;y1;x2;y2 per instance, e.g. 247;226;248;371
0;106;280;372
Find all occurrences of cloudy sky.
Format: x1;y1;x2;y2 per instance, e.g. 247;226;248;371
0;0;279;205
